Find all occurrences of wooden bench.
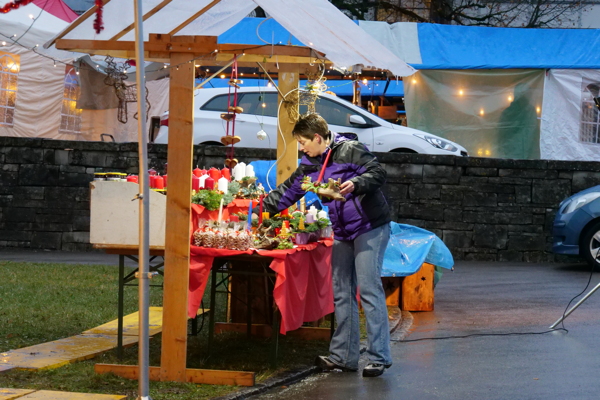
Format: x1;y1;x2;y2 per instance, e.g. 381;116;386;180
382;262;434;312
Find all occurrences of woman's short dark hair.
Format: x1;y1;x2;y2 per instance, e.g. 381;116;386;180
292;113;330;140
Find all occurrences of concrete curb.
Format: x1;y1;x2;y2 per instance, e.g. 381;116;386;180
214;307;411;400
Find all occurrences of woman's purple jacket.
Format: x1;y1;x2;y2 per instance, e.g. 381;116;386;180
262;132;391;241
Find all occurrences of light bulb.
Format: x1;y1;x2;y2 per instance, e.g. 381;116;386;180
458;89;464;96
1;41;5;46
220;74;225;79
29;14;34;19
256;130;267;140
362;78;368;85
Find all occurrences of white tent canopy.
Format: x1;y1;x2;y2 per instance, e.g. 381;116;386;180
46;0;416;77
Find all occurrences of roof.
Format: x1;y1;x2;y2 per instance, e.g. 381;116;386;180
45;0;415;77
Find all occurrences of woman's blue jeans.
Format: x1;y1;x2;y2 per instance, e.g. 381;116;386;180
328;223;392;369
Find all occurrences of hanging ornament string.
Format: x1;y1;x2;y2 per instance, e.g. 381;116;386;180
221;55;241;169
93;0;104;34
0;0;36;14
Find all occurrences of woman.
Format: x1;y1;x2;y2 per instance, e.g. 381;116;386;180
261;113;392;377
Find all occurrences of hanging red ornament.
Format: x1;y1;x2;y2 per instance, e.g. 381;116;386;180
0;0;36;14
93;0;104;34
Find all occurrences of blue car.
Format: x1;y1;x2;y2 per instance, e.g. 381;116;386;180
553;185;600;266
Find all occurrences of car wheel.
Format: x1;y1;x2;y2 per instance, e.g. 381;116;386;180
580;220;600;267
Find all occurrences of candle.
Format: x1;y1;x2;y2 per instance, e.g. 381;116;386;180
258;195;264;224
149;175;156;188
208;167;221;181
230;214;239;222
218;177;229;193
262;212;270;221
300;197;306;212
154;175;165;189
193;167;202;177
317;210;328;220
280;208;289;217
148;168;157;176
221;167;231;181
192;175;200;191
235;162;246;181
163;174;167;187
199;174;208;189
247;200;253;230
217;197;224;223
205;176;215;190
308;205;318;218
305;213;315;224
245;164;255;177
126;175;138;183
299;216;305;230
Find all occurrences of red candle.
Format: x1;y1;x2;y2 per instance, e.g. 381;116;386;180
192;175;200;191
193;167;202;177
221;167;231;181
200;169;207;176
258;195;264;225
154;176;164;189
163;174;167;187
204;176;215;190
126;175;138;183
148;168;157;176
149;175;156;188
230;215;239;222
280;208;289;216
208;167;221;181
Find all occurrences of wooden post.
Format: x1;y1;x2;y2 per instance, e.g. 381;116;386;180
276;64;299;185
160;51;195;381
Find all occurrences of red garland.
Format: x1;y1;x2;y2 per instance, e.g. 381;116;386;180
0;0;36;14
93;0;104;34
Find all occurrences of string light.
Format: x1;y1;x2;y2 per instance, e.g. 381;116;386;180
412;78;417;84
508;95;513;101
28;14;34;19
479;108;484;116
220;74;225;78
362;78;368;85
1;41;5;46
458;89;464;96
53;61;56;67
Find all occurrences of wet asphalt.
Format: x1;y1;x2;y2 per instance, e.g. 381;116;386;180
252;261;600;400
3;251;600;400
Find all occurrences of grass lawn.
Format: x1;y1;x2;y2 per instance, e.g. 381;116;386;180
0;260;330;400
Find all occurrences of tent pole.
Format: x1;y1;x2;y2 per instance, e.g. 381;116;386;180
133;0;151;399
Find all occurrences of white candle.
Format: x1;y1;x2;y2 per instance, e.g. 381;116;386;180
245;164;255;177
235;162;246;180
308;205;318;218
199;174;209;189
217;197;224;223
218;176;229;193
317;210;328;220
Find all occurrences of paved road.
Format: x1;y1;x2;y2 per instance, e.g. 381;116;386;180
253;261;600;400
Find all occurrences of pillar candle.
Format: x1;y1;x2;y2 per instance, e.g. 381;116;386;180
235;162;246;181
245;164;255;177
317;210;328;220
199;174;209;189
192;175;200;191
247;200;253;230
258;195;264;225
149;175;157;188
308;205;318;218
205;176;215;190
217;177;229;193
126;175;138;183
262;212;270;221
221;167;231;181
154;175;164;189
208;167;221;181
299;216;305;230
305;213;315;224
217;197;224;223
193;167;202;177
163;174;167;187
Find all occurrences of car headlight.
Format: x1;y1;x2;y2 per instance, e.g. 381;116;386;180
562;192;600;214
413;134;458;152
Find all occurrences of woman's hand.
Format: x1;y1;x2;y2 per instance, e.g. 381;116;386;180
339;180;355;195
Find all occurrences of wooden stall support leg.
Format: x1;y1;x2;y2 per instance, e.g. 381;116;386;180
208;267;218;349
270;307;280;368
247;272;252;339
117;254;125;360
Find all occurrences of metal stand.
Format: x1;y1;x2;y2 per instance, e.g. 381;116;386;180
550;280;600;329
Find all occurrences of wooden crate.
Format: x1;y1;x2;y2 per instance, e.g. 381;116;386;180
382;263;434;312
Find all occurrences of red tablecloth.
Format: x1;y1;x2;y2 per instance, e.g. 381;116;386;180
188;239;334;334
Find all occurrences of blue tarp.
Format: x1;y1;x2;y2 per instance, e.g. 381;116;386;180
218;17;600;71
414;24;600;70
382;223;454;277
196;78;404;97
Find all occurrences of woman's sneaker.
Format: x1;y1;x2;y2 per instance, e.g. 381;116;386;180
362;362;392;377
314;355;358;372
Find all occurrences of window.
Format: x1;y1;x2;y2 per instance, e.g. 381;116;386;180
300;97;371;127
201;93;230;111
59;67;82;135
238;92;278;117
0;52;19;127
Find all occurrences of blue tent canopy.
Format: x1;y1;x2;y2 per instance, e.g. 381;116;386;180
196;78;404;97
218;17;600;71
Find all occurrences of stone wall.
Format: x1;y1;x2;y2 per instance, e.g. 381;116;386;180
1;136;599;262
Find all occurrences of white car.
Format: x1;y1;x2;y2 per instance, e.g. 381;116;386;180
154;87;468;156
